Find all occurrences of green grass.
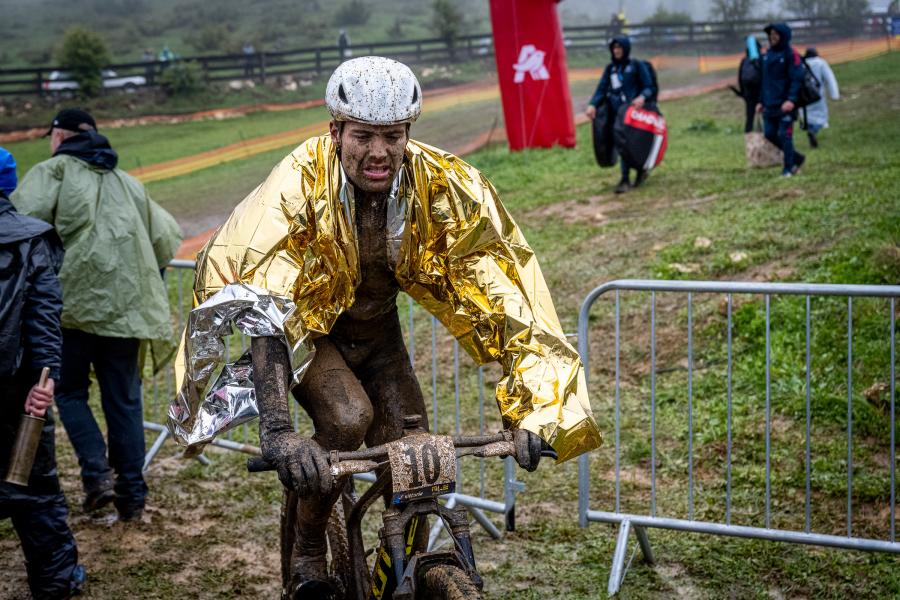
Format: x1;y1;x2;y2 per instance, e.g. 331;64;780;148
1;52;898;599
5;103;333;174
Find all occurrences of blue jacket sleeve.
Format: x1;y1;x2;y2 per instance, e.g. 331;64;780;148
589;65;612;107
787;50;803;104
23;236;63;382
636;60;654;101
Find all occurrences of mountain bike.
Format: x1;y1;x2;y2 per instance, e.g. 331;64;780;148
249;415;553;599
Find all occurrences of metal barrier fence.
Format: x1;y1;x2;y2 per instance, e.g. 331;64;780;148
576;280;899;595
142;260;523;542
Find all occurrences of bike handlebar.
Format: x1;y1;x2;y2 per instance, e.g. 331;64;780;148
246;432;524;474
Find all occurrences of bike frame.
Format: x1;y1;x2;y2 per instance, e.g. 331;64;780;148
344;463;482;600
248;427;515;600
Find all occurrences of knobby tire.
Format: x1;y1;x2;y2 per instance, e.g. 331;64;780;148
417;564;483;600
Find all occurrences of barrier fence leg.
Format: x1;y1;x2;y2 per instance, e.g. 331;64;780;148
469;507;503;540
634;525;655;564
144;421;212;471
143;421;169;472
578;453;590;528
608;519;632;596
607;521;654;596
504;456;525;532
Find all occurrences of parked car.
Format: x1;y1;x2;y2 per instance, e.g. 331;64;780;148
42;70;146;93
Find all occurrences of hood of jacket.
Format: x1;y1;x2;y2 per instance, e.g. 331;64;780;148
53;130;119;171
765;22;792;51
608;35;632;64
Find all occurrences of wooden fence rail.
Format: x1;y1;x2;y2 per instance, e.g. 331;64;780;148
0;14;891;97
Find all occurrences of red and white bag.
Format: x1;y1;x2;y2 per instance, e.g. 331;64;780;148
614;106;668;171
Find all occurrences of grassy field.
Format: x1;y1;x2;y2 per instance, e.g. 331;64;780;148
1;52;898;599
4;66;715;239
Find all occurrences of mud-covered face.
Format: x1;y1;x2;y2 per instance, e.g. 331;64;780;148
330;121;408;193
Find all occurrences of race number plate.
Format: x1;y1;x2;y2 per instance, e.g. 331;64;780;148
386;434;456;504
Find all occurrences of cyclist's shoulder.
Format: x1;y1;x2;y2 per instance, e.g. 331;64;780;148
406;139;483;179
289;133;333;164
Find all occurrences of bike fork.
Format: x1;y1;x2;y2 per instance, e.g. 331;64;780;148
438;506;484;590
381;508;409;592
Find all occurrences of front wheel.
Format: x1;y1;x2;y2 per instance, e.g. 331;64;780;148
417;564;483;600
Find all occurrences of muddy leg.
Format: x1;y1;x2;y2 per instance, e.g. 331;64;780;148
360;330;429;551
285;338;373;594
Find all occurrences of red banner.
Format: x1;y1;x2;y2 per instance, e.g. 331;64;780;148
489;0;576;151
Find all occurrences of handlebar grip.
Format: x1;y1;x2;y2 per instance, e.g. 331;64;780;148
247;456;275;473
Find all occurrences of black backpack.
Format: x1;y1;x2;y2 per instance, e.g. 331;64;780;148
640;59;659;105
739;57;762;88
795;57;822;109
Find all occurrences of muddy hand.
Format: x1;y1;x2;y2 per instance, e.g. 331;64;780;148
262;433;333;496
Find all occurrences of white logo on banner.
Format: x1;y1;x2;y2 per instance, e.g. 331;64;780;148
513;45;550;83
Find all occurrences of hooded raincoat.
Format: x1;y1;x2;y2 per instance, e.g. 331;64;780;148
804;54;839;129
12;132;182;344
761;23;804;115
171;135;602;462
589;36;654;111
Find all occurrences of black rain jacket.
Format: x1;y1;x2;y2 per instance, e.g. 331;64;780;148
1;191;64;495
0;191;64;382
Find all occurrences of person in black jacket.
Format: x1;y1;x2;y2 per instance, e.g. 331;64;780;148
586;35;655;194
757;23;806;176
732;35;763;133
0;147;85;600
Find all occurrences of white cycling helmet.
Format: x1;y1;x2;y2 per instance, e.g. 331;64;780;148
326;57;422;125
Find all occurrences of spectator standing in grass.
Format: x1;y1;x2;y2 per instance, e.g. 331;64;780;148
802;48;840;148
158;45;175;70
757;22;806;177
338;29;350;63
731;36;763;133
142;48;156;85
585;35;655;194
243;42;256;78
0;147;86;599
12;109;182;523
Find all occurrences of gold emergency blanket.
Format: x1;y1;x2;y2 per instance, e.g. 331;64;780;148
171;135;601;462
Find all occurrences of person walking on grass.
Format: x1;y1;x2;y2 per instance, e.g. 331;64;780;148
585;35;655;194
12;109;182;523
0;147;86;599
731;36;763;134
802;48;840;148
756;22;806;177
